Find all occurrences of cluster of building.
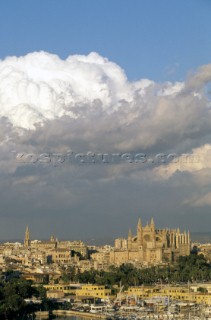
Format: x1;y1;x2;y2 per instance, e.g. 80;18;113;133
0;219;191;279
127;283;211;305
43;282;211;305
3;219;211;308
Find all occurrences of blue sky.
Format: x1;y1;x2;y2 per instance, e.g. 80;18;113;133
0;0;211;81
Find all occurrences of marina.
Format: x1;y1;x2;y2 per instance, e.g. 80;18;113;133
34;300;211;319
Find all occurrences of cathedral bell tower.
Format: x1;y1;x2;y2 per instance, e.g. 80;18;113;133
24;225;31;247
150;217;156;246
128;229;132;250
137;218;143;248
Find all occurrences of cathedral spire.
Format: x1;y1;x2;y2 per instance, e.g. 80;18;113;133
24;225;31;247
150;217;155;228
128;228;132;250
25;225;29;239
137;218;143;247
128;229;132;238
187;230;190;244
137;218;142;229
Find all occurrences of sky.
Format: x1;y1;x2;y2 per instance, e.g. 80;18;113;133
0;0;211;240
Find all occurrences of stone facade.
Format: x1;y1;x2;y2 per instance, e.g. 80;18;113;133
111;218;190;266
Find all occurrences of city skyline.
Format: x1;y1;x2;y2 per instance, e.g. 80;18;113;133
0;1;211;239
0;219;197;243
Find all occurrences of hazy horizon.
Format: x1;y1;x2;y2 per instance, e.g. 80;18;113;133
1;231;211;246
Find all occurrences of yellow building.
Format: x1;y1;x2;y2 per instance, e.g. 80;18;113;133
127;286;160;299
159;286;211;305
127;285;211;305
76;284;114;299
44;283;82;295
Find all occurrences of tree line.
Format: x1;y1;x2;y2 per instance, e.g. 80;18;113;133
61;254;211;287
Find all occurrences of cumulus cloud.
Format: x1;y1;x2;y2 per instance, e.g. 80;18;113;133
0;51;137;129
0;51;210;154
1;51;211;183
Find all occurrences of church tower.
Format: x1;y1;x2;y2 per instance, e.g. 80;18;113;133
24;225;31;247
150;217;156;246
137;218;143;248
128;229;132;250
150;218;155;231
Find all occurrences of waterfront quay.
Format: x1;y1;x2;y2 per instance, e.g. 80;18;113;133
35;310;108;319
34;302;211;319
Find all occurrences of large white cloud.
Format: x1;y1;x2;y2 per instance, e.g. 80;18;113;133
0;51;210;157
0;51;184;130
0;51;211;191
0;51;140;129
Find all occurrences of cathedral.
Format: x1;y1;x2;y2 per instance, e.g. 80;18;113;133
111;218;191;266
